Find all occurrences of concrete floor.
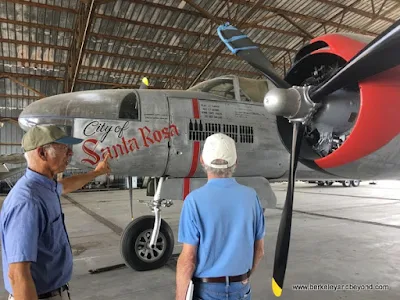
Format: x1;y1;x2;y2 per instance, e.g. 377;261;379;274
1;180;400;299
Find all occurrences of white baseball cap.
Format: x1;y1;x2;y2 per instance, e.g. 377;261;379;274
202;133;237;169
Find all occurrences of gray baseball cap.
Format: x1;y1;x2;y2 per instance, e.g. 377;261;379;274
22;125;83;152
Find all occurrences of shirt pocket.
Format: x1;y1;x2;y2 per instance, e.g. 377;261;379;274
49;214;68;252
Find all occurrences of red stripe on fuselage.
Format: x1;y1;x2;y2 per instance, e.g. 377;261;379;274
192;98;200;118
183;99;201;200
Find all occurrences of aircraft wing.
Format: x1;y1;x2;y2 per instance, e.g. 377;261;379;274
0;165;25;181
0;153;26;165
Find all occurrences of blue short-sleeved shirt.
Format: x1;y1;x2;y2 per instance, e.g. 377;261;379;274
178;177;265;278
1;168;73;295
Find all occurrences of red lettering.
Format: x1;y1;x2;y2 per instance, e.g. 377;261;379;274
128;138;139;151
81;139;100;165
170;124;179;136
139;126;154;147
161;127;170;139
101;147;113;159
153;130;162;142
81;124;179;163
121;137;129;153
112;144;125;158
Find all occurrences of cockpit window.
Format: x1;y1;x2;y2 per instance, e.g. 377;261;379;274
188;78;237;101
188;76;272;103
207;82;236;100
119;92;139;120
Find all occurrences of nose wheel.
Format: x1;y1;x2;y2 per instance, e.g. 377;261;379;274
120;215;174;271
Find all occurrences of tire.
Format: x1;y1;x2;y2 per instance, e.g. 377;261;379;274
326;181;333;186
342;180;351;187
351;180;360;187
317;181;325;186
120;215;174;271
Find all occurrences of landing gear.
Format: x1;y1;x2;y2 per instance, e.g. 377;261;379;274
313;180;360;187
342;180;351;187
120;176;174;271
120;215;174;271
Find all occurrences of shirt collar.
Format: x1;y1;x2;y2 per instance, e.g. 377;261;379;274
206;177;237;186
25;168;58;191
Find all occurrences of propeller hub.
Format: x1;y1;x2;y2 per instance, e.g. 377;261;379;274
263;88;301;118
264;86;320;124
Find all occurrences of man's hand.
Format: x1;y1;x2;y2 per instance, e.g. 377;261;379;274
60;153;112;194
176;244;197;300
94;153;111;176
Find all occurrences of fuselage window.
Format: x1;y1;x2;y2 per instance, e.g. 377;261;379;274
119;93;139;120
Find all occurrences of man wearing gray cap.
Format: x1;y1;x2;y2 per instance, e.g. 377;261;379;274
0;125;111;300
176;133;265;300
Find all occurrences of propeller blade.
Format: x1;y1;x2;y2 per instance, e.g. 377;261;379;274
272;121;304;297
309;19;400;101
217;23;290;89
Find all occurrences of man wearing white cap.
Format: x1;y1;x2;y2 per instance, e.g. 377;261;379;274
1;125;111;300
176;133;265;300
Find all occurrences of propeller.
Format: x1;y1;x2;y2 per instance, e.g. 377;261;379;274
217;19;400;297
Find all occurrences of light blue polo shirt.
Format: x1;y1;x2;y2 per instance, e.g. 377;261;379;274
178;178;265;277
0;168;73;295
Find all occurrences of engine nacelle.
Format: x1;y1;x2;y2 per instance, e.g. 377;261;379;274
277;33;400;175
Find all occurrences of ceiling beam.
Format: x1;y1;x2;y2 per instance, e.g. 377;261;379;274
11;0;78;14
183;0;222;24
314;0;395;23
94;13;308;39
0;18;73;33
231;1;379;36
3;76;45;98
0;94;39;99
279;14;314;39
0;57;66;67
66;0;96;92
0;72;143;88
83;50;263;75
0;39;70;51
89;32;296;54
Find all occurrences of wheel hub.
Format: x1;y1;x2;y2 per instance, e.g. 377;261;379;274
135;229;166;262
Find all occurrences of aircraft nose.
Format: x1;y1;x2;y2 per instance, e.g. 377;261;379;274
18;93;74;131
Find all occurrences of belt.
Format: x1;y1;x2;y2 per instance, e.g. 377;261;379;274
38;284;69;299
192;271;251;283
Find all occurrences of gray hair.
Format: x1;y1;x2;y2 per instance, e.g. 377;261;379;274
24;150;35;164
202;159;236;178
24;144;57;165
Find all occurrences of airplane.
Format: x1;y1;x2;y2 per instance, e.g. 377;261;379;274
14;17;400;298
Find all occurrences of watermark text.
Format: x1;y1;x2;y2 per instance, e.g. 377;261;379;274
292;283;390;292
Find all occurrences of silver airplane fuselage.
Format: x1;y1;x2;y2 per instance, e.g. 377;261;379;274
19;88;295;180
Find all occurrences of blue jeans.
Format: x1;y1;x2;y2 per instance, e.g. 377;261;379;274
193;280;251;300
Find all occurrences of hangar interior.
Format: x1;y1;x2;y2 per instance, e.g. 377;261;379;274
1;0;398;192
1;1;400;300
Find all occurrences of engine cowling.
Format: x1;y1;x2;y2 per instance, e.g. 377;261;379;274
277;33;400;173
